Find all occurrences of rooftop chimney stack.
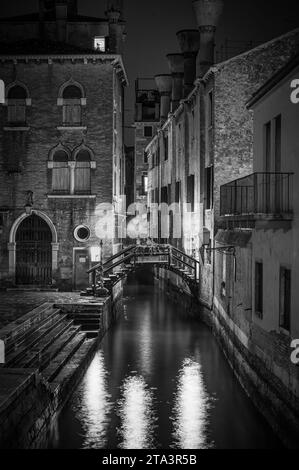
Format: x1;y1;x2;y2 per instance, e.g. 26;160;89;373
176;30;201;97
155;74;172;122
55;1;68;42
166;53;184;112
106;1;126;54
192;0;224;77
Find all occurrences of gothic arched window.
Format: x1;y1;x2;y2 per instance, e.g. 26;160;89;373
58;80;86;128
7;83;30;127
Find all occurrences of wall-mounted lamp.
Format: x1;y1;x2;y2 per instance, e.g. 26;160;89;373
24;203;32;215
24;191;34;215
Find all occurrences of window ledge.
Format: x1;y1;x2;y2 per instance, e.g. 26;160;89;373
57;126;87;131
48;194;96;199
47;161;96;169
3;126;30;131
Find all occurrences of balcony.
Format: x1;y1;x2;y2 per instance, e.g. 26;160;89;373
220;173;293;224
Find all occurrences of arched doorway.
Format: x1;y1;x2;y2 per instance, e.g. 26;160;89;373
15;214;52;285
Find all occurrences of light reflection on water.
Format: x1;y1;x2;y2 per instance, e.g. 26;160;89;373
117;375;156;449
172;357;213;449
48;285;282;450
73;350;111;449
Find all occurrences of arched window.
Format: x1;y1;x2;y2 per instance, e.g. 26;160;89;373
52;150;70;194
7;83;30;126
75;149;92;194
58;80;86;128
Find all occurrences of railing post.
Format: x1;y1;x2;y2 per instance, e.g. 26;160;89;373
254;173;258;213
92;270;96;295
168;245;172;267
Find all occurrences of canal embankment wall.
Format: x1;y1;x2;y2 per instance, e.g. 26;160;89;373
154;268;299;449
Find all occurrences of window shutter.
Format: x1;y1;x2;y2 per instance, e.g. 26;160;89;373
75;162;91;194
52;162;69;193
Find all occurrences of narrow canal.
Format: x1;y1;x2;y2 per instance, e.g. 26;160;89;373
48;279;282;450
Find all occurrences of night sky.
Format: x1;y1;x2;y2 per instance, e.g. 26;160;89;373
1;0;299;142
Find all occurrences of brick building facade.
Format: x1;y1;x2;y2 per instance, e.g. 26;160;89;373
0;0;127;290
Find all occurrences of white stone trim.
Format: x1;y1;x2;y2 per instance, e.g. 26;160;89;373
47;195;96;199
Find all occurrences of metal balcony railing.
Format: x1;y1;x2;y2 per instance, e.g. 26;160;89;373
220;172;293;217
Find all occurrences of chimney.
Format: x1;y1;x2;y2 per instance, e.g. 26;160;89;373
106;5;126;54
67;0;77;16
155;74;172;122
166;53;184;112
55;1;68;42
176;30;201;97
192;0;224;77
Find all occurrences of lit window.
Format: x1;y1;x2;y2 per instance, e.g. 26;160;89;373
94;37;106;52
142;174;148;194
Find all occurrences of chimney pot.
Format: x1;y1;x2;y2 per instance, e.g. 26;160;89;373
192;0;224;76
155;74;172;122
176;30;200;97
166;53;184;112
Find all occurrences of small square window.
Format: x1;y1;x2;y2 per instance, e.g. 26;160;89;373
144;126;153;137
94;37;106;52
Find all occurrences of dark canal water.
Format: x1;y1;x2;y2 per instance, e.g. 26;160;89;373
48;282;282;450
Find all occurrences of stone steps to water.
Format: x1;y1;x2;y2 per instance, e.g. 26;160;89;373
16;320;76;368
42;332;87;383
5;311;67;367
50;338;97;403
38;325;83;371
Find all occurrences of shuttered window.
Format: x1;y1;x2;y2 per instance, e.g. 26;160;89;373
7;85;28;126
255;262;263;319
52;151;69;193
74;150;91;194
62;86;82;126
279;267;291;331
63;101;82;126
187;174;195;212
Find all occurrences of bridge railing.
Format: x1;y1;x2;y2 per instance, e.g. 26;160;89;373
86;243;200;294
170;246;200;282
87;245;136;293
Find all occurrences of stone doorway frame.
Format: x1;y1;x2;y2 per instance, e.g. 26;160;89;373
8;210;59;283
